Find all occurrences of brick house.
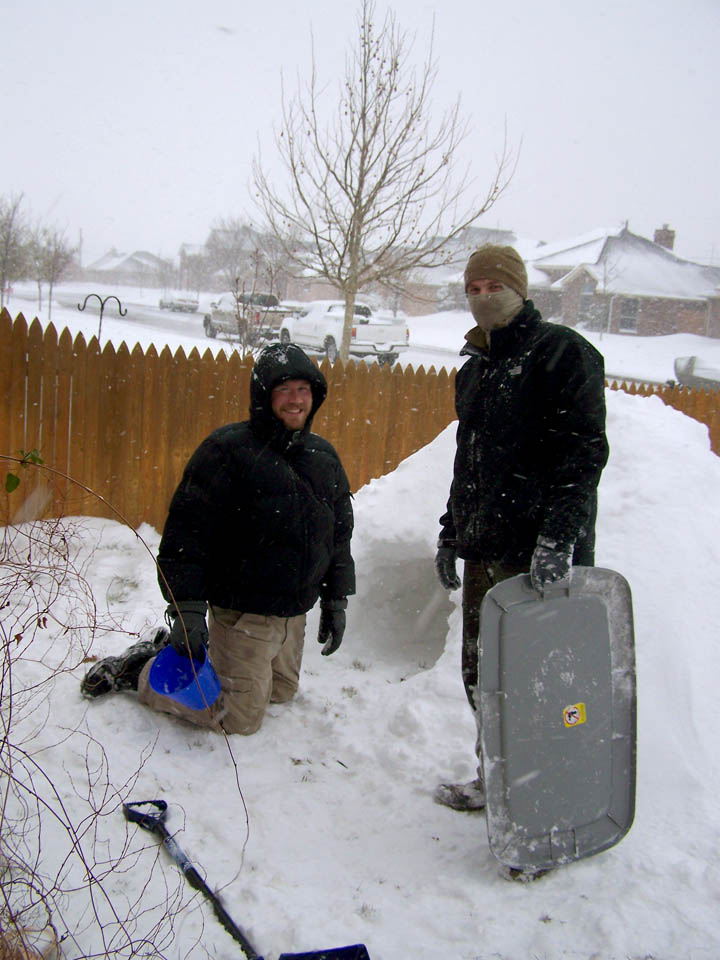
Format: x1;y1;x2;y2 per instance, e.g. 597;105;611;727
384;222;720;335
525;224;720;337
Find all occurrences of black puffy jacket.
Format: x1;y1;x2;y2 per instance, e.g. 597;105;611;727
157;343;355;616
439;302;609;566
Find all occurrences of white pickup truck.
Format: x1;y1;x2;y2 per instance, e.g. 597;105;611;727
279;300;409;365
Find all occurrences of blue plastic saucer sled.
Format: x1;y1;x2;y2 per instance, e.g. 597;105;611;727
123;801;371;960
148;643;221;709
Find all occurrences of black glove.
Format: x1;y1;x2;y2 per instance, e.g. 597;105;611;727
530;538;573;594
318;598;347;656
166;600;209;659
435;545;461;591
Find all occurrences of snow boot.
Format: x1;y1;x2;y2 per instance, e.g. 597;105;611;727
81;628;170;698
499;865;552;883
433;778;487;811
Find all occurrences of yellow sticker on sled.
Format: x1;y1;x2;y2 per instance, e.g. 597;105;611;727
563;702;587;727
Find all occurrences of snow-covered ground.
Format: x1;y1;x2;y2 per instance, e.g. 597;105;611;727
3;283;720;959
407;310;720;386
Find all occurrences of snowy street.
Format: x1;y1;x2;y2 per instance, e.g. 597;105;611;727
9;282;720;388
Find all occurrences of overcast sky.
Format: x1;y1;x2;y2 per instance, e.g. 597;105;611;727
3;0;718;267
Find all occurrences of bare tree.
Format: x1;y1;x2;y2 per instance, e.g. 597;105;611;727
204;217;257;293
204;218;294;352
0;511;177;959
0;193;29;310
154;255;178;294
254;231;293;300
253;0;514;361
28;224;77;322
597;252;625;339
180;249;213;296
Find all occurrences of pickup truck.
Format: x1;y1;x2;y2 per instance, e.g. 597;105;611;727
279;300;409;365
158;294;199;313
203;292;295;342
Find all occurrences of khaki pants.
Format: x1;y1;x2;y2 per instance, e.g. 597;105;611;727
138;607;306;735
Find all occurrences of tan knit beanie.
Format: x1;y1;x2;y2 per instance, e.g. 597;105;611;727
464;244;528;299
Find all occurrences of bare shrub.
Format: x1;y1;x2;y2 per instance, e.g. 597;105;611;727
0;516;182;959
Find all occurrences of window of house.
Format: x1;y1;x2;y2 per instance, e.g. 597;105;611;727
619;298;638;333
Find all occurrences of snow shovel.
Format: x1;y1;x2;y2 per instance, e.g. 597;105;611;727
123;800;371;960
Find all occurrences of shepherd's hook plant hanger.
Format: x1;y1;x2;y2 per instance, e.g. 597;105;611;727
77;293;127;341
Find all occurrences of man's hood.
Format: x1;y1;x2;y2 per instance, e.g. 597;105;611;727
249;343;327;443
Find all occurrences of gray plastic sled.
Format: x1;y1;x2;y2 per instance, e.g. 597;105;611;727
479;567;636;873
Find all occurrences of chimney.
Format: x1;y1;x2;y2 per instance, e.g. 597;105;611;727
654;224;675;250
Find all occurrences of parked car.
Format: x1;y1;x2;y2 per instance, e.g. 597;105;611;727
158;294;199;313
203;292;295;341
279;300;409;364
672;356;720;391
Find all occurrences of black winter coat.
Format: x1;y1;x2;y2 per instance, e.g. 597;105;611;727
157;344;355;616
439;302;609;566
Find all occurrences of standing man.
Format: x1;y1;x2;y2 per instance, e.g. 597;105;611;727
82;342;355;735
434;244;609;810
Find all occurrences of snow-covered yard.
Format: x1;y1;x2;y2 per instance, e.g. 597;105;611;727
3;380;720;959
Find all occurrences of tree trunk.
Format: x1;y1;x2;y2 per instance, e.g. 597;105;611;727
340;285;358;364
340;229;362;363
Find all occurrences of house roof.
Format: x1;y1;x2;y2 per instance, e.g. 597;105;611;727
86;250;128;271
86;249;169;272
526;224;625;270
179;242;205;257
530;226;720;301
403;222;720;302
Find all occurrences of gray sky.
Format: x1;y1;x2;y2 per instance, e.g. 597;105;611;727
3;0;719;266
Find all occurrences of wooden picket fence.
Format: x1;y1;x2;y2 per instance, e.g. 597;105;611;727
0;310;456;530
2;308;719;532
606;377;720;453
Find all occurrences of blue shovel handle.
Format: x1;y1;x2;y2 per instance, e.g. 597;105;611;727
123;801;372;960
123;800;263;959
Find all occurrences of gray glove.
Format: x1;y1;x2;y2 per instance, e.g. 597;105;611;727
166;600;209;659
435;546;461;591
318;598;347;656
530;538;573;593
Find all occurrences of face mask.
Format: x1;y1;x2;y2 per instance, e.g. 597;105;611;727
467;287;524;331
